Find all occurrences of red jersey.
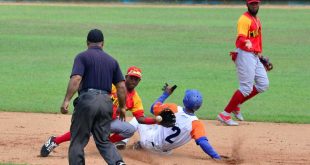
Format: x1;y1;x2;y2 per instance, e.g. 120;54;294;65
111;85;144;119
235;12;262;53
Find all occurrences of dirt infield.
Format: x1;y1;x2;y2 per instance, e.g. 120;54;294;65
0;112;309;165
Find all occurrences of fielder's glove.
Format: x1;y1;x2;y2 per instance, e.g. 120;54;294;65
158;108;176;127
259;56;273;71
229;51;238;62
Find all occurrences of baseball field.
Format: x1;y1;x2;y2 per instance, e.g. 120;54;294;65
0;2;310;165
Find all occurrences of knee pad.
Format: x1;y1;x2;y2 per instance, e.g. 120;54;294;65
239;85;253;97
121;124;135;138
256;80;269;93
127;125;136;137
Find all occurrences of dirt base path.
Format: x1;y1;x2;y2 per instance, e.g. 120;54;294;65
0;112;309;165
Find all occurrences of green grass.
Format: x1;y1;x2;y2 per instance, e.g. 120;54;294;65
0;4;309;123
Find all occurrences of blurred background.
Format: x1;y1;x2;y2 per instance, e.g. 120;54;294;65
1;0;310;5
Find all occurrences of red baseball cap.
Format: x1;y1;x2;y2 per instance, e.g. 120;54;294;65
247;0;261;3
126;66;142;79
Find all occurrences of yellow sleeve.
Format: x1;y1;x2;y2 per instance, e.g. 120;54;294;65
111;84;118;105
128;91;145;118
131;92;144;113
111;84;116;95
237;15;251;37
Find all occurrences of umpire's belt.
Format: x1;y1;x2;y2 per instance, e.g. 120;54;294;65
79;88;109;95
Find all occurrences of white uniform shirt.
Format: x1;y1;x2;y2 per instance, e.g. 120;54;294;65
153;106;198;152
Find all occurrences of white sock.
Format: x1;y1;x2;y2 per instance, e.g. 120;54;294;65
222;111;231;116
122;138;129;144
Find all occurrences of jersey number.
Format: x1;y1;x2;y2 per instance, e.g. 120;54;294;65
165;126;181;144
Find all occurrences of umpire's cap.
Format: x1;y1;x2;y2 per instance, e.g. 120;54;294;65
87;29;104;43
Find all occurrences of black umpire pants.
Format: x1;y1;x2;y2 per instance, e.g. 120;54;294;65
68;90;123;165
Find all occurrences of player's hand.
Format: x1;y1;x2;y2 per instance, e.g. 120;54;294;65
118;107;126;121
162;83;177;95
60;100;70;114
245;39;252;49
211;154;222;161
212;157;221;161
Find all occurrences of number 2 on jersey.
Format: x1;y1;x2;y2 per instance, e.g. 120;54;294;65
165;126;181;144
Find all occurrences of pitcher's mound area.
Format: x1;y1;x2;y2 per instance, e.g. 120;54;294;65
0;112;309;165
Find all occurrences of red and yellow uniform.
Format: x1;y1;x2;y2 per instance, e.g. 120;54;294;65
111;85;144;119
235;11;262;53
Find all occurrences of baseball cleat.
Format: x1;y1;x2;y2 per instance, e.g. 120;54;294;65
116;160;126;165
115;141;126;150
40;136;58;157
217;113;239;126
233;110;244;121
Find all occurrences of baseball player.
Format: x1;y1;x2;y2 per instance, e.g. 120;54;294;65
124;85;221;160
217;0;269;126
40;66;159;157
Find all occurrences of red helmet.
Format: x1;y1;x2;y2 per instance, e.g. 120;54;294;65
247;0;261;3
126;66;142;79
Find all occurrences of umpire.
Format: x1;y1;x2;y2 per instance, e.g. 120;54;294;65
60;29;127;165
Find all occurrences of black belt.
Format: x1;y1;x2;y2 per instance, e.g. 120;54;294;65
79;88;109;95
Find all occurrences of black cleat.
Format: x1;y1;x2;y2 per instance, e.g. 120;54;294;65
115;141;126;150
40;136;58;157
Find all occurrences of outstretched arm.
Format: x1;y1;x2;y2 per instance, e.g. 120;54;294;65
150;92;169;115
195;137;221;160
150;84;177;114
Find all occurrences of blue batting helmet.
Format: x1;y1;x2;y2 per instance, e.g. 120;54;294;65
183;89;203;111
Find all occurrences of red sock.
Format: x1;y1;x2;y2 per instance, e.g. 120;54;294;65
224;90;246;113
109;134;125;143
241;86;259;104
54;132;71;145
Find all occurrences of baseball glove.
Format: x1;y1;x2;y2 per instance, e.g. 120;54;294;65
230;51;238;62
158;108;176;127
259;56;273;71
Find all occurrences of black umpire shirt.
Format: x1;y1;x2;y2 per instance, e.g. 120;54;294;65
70;46;124;93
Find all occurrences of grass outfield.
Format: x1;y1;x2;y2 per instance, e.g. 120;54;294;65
0;3;309;123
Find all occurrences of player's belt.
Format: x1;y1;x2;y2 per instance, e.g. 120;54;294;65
79;88;109;95
253;51;259;55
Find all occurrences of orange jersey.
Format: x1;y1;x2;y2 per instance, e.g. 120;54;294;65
111;85;144;119
235;12;262;53
153;102;178;116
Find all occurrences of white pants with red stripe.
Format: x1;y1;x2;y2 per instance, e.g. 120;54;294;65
236;48;269;96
